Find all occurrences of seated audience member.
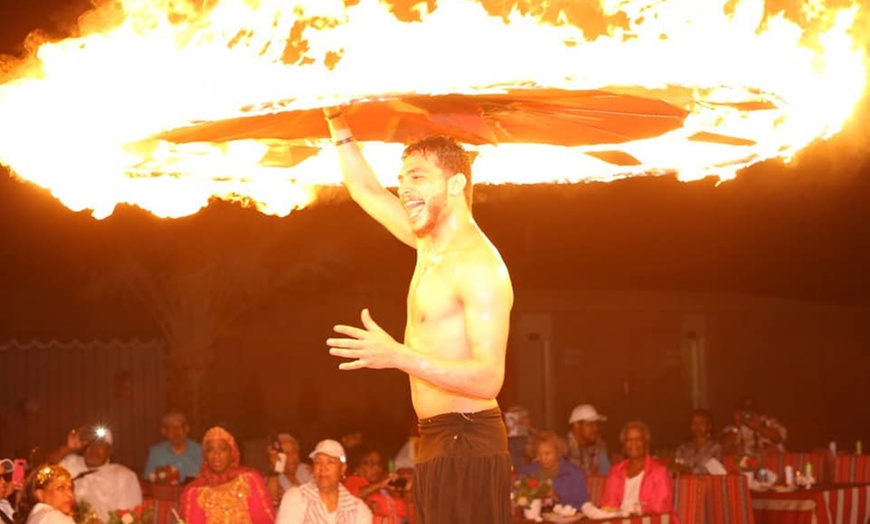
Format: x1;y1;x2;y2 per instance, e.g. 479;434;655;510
144;412;202;482
179;426;275;524
338;423;365;474
51;426;141;522
675;409;722;474
518;430;589;511
1;458;18;524
504;406;535;471
721;397;787;455
344;447;409;523
567;404;611;475
265;433;313;505
16;465;76;524
600;421;676;520
275;439;372;524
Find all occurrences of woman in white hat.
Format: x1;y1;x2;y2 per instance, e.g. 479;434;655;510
275;439;372;524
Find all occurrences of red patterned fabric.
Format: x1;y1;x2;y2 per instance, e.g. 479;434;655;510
141;483;184;524
705;474;755;524
750;483;870;524
819;484;870;524
833;455;870;484
514;512;671;523
674;475;708;524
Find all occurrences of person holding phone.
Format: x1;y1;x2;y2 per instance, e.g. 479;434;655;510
49;425;142;522
343;447;410;524
265;433;313;506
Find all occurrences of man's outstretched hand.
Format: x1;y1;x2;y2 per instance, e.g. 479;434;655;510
327;308;403;370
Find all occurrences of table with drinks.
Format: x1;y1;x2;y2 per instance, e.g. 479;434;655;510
513;510;672;524
750;483;870;524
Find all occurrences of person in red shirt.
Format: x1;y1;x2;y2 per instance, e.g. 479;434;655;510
600;421;677;523
343;447;410;524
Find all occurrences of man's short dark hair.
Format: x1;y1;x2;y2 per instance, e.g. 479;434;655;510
402;136;473;208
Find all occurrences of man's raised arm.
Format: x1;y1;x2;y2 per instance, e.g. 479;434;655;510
323;109;416;248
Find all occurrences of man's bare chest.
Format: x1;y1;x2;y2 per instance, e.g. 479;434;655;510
408;256;460;324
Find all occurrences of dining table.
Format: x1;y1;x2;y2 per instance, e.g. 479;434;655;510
513;510;672;524
750;483;870;524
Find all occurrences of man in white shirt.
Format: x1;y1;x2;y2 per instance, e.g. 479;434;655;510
52;426;142;522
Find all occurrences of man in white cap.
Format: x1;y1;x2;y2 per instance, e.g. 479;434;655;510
567;404;611;476
50;425;142;522
275;439;372;524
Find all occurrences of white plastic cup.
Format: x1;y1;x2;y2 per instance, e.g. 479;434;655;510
785;465;795;486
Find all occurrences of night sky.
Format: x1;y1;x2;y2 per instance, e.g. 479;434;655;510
0;0;868;451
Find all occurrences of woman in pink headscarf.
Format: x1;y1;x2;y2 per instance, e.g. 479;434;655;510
179;427;275;524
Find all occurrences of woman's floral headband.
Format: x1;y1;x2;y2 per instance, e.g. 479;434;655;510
35;465;71;489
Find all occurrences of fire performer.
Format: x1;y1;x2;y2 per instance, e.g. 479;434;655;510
324;108;514;524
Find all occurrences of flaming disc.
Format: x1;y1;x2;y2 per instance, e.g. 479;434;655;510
0;0;866;218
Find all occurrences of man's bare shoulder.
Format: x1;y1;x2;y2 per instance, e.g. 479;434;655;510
454;232;512;292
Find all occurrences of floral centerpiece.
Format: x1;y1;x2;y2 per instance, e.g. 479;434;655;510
511;475;553;509
73;499;99;524
738;454;760;475
108;505;154;524
148;464;181;485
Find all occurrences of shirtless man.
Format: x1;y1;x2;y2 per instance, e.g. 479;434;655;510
323;108;514;524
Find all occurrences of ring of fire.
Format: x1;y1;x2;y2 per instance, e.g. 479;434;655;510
0;0;866;218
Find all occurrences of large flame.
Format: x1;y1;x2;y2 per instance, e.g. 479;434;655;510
0;0;866;218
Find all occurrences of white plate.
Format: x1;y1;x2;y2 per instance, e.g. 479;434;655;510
542;512;584;523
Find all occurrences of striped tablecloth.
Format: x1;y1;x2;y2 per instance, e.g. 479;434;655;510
751;483;870;524
705;474;756;524
834;456;870;484
515;513;672;524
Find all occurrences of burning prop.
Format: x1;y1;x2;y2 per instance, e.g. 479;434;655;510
0;0;866;218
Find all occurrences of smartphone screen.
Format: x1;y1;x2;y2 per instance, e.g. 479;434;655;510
274;452;287;473
13;459;27;484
